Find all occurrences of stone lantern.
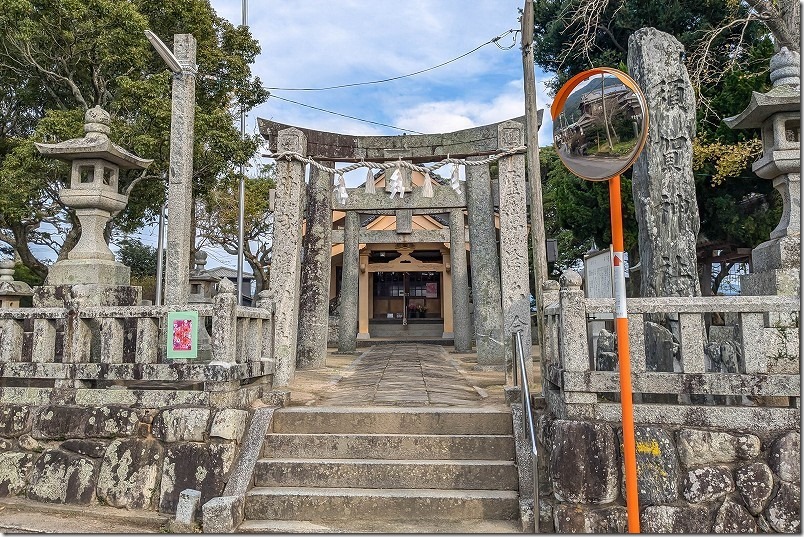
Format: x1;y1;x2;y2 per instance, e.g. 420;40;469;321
188;250;220;303
34;106;152;290
187;250;219;361
0;260;32;308
725;47;800;296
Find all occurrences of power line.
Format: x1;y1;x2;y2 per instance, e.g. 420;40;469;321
268;93;425;135
266;29;519;92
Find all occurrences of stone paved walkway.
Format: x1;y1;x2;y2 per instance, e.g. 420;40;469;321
312;344;497;407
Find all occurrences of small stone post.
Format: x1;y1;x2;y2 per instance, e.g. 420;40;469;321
541;279;561;392
338;211;360;353
497;120;533;373
559;271;596;404
0;260;27;362
449;209;472;351
466;158;505;367
164;33;197;306
268;128;308;386
211;278;237;365
296;161;334;369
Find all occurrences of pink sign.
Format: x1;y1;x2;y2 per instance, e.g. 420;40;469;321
172;319;193;351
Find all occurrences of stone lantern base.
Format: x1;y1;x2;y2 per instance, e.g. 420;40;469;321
46;258;131;288
740;235;800;296
33;282;141;308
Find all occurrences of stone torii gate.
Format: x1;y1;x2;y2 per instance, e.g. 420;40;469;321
259;117;538;387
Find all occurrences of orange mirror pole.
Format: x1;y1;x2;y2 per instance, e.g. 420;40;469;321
608;174;640;532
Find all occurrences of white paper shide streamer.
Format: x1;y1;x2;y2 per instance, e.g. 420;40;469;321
364;167;376;194
388;164;405;199
334;172;348;204
449;163;461;193
421;170;434;198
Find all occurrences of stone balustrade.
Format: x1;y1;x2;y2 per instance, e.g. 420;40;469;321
0;289;275;408
541;272;800;433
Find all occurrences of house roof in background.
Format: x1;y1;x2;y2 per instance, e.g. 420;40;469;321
207;266;254;281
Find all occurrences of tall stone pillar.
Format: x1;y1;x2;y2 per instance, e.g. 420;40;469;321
497;121;532;369
297;161;334;369
449;209;472;351
466;159;505;367
268;128;307;386
628;28;701;299
338;211;360;352
164;34;197;306
358;252;370;339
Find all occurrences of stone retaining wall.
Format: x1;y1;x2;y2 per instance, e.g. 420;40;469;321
0;403;250;514
538;416;800;533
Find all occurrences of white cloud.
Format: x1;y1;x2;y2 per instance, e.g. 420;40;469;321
211;0;528;136
392;77;555;143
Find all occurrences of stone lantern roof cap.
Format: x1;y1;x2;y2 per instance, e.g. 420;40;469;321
724;85;800;130
34;106;153;170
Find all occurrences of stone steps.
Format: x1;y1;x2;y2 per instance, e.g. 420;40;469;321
262;432;515;460
356;338;454;348
240;406;521;532
271;406;513;435
253;458;518;489
244;487;520;522
238;518;522;533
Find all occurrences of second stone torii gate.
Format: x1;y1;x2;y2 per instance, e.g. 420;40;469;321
259;117;535;387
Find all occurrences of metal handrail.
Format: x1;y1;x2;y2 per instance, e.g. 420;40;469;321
514;330;539;533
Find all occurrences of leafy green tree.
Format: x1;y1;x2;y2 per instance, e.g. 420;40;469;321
117;237;159;301
540;145;639;272
117;238;158;278
196;163;275;293
531;0;789;293
0;0;268;279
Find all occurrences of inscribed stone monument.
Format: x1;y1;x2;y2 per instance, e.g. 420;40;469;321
627;28;701;300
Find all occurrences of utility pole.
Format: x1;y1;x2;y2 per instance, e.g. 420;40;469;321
521;0;548;341
236;0;248;305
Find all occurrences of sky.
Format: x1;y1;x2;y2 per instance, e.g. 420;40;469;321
35;1;559;270
211;0;555;157
175;1;555;269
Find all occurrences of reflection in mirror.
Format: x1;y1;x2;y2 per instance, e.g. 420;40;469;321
553;73;647;181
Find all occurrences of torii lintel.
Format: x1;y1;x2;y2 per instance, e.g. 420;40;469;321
258;111;542;163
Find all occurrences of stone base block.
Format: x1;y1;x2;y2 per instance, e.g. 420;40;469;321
749;235;800;272
265;390;290;408
33;284;141;307
740;268;800;296
504;386;521;405
46;259;131;287
202;495;244;533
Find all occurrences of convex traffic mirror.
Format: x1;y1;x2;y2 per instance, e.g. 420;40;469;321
551;68;648;181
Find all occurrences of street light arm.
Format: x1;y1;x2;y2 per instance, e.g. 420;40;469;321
145;30;183;74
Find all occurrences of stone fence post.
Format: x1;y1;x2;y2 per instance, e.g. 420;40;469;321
255;289;275;362
211;279;237;364
541;279;560;388
558;271;595;404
